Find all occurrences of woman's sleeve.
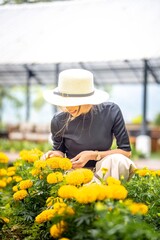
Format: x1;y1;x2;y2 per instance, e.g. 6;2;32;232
112;104;131;151
50;115;65;153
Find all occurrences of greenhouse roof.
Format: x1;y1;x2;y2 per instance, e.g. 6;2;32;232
0;59;160;87
0;0;160;86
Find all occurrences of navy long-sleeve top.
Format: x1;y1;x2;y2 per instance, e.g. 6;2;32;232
51;102;131;168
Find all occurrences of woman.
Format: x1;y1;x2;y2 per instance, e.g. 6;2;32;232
42;68;136;181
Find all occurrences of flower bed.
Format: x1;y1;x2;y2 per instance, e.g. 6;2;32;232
0;150;160;240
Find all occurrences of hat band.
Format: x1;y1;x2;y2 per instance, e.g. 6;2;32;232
53;90;95;97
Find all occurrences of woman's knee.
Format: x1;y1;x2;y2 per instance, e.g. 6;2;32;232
95;153;136;180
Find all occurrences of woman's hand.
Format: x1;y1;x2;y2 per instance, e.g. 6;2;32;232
71;151;95;169
41;150;64;160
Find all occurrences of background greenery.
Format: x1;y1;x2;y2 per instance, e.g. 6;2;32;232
0;139;160;160
0;139;51;153
0;0;67;6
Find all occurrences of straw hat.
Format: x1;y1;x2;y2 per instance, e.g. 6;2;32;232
43;69;109;106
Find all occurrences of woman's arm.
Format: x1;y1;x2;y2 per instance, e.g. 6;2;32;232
71;148;131;169
97;149;131;159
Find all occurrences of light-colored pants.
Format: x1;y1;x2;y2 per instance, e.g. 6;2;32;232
94;153;136;182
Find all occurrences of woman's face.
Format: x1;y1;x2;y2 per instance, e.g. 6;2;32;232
63;105;93;117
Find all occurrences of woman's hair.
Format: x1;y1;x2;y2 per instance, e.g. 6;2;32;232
54;113;72;138
54;105;95;138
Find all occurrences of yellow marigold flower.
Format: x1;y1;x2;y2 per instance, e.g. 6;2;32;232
31;168;41;176
93;184;109;201
13;189;28;201
0;180;6;188
19;150;28;160
59;158;72;170
75;184;97;204
106;176;121;185
50;221;67;239
58;185;78;199
65;206;75;215
120;175;124;180
53;202;67;211
149;170;156;176
35;209;55;223
47;172;63;184
34;160;46;169
57;207;66;215
128;202;148;215
54;197;64;203
59;238;70;240
0;152;9;163
0;168;7;176
7;171;15;177
95;202;106;211
19;179;33;190
12;185;19;192
65;169;85;185
65;169;93;185
7;166;16;172
105;185;128;200
124;199;133;206
54;202;66;215
79;168;94;184
46;157;60;169
19;149;43;163
74;183;110;203
101;167;108;175
46;196;55;207
39;175;43;179
155;170;160;176
46;197;64;207
136;168;151;176
6;177;12;184
0;216;9;223
52;202;74;216
1;177;6;181
13;176;22;182
27;152;40;163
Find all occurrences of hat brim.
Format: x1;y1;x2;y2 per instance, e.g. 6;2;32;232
43;88;109;106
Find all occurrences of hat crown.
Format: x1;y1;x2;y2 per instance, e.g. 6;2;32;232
58;69;94;95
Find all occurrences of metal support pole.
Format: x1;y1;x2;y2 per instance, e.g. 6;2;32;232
140;59;148;135
26;74;31;122
136;59;151;157
53;63;60;113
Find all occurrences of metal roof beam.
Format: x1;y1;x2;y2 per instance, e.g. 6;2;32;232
124;60;140;82
23;65;44;85
106;62;123;83
147;61;160;84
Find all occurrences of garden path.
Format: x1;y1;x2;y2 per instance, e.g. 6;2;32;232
5;152;160;170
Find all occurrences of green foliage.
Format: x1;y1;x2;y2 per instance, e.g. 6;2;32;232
0;149;160;239
0;139;51;152
0;86;23;123
131;115;143;124
23;223;52;240
32;88;46;111
130;144;146;159
124;173;160;230
1;0;60;6
91;201;160;240
154;112;160;126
